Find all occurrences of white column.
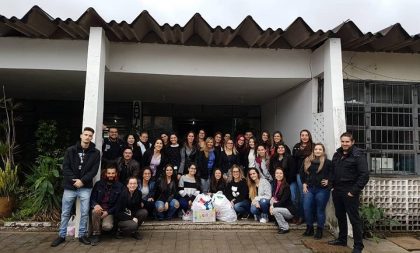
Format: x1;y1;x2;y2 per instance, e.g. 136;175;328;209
75;27;108;238
322;38;346;156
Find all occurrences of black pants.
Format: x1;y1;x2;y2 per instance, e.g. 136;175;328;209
332;190;364;250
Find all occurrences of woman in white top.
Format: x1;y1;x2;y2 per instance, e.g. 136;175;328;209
255;144;272;182
247;168;272;223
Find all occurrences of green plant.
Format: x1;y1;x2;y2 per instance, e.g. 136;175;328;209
360;203;399;242
16;156;62;221
0;160;19;198
35;120;64;158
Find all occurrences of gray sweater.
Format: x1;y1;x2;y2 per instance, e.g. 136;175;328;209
253;178;272;203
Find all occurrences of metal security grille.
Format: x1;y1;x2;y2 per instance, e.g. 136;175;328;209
344;80;420;175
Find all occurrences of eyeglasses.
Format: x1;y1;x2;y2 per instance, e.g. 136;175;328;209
232;170;240;173
227;142;234;144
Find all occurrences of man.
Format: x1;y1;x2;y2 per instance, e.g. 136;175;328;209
137;130;152;155
244;130;254;147
329;132;369;253
102;127;125;166
117;147;141;184
51;127;100;247
90;164;124;245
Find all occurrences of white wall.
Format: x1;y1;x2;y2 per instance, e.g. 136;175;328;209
261;80;314;148
0;37;88;71
108;43;312;78
342;51;420;82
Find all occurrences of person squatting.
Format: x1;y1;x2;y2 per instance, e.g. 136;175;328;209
51;127;368;253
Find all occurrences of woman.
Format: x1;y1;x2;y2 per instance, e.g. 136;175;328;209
248;168;272;223
260;131;271;151
225;165;250;219
214;131;224;153
124;133;142;164
270;131;291;156
220;139;240;177
178;163;201;218
223;133;231;145
116;177;147;240
209;168;227;194
302;143;332;239
138;167;156;217
165;133;182;174
270;167;296;234
154;164;179;220
235;134;247;170
198;129;206;150
245;137;257;174
160;132;169;148
142;139;167;179
269;143;296;191
179;131;198;177
255;144;272;182
292;129;315;224
196;137;220;193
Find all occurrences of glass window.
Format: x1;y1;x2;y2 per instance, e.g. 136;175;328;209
371;84;411;104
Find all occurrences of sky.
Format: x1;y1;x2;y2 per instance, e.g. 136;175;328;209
2;0;420;35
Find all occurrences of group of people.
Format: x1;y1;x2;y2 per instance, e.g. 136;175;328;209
51;126;369;253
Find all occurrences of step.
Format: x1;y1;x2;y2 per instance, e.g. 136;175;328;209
139;219;306;231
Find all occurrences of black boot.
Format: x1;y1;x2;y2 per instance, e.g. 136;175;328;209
302;225;314;236
314;227;323;239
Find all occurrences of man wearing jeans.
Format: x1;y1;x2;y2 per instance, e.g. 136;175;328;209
51;127;100;247
329;132;369;253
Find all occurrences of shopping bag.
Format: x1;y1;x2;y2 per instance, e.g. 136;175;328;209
212;192;237;222
66;215;76;237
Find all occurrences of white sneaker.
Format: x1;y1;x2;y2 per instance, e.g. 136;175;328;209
260;218;268;223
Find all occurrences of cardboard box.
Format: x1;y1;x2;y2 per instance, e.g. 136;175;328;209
192;209;216;223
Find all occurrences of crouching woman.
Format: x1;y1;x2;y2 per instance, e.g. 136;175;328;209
115;177;147;240
270;167;296;234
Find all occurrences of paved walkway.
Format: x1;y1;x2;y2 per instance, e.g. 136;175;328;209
0;229;419;253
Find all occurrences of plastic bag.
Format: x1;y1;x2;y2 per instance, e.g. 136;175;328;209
192;193;213;210
212;192;237;222
67;215;76;237
182;210;193;221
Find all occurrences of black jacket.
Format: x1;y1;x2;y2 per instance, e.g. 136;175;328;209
269;154;296;184
220;151;240;174
272;180;296;216
102;138;125;165
90;180;124;215
117;157;140;184
301;159;332;188
115;188;143;221
141;149;168;179
179;145;198;175
292;142;314;175
196;150;220;180
165;145;182;172
154;178;178;202
62;141;100;190
331;146;369;195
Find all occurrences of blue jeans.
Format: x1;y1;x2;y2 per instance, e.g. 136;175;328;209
58;188;92;238
201;178;210;193
179;197;193;212
233;200;250;215
250;198;270;219
296;175;304;218
303;186;330;228
155;199;179;220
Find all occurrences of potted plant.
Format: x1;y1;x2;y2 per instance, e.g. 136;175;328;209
0;160;19;217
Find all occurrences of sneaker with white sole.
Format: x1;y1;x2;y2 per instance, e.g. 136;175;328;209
260;218;268;223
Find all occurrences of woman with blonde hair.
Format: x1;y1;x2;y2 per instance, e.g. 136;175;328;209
196;137;220;193
220;139;240;178
301;143;332;239
225;165;250;219
248;168;272;223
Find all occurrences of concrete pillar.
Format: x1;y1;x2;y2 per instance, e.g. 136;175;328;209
311;38;347;236
75;27;108;238
322;38;346;156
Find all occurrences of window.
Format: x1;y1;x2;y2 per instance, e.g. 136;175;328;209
344;80;419;175
317;78;324;113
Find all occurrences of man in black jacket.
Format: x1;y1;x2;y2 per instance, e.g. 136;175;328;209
51;127;100;247
102;127;125;167
329;132;369;253
90;164;124;245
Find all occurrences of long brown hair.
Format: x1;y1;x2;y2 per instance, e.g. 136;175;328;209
247;168;260;201
304;143;326;174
